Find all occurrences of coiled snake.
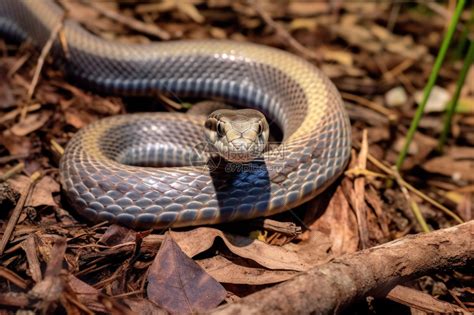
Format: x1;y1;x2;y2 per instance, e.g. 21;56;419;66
0;0;351;229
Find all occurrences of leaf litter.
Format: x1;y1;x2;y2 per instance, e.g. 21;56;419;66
0;0;472;313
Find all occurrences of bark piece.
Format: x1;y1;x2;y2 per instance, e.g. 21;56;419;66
211;221;473;314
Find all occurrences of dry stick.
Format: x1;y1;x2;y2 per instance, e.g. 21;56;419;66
88;2;170;40
0;155;29;165
364;151;464;224
23;19;64;121
211;221;473;314
250;0;321;62
0;266;29;290
0;103;42;125
387;285;469;314
30;238;68;313
341;92;398;123
0;172;41;256
352;141;464;224
21;235;43;283
393;170;431;233
382;58;415;82
352;130;370;248
0;162;25;181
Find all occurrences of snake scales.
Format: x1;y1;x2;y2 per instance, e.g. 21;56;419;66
0;0;351;229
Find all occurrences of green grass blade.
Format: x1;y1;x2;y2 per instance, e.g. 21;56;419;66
395;0;466;170
438;39;474;151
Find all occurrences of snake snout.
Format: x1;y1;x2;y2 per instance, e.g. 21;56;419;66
225;139;263;163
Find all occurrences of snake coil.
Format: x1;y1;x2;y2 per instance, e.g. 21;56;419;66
0;0;351;228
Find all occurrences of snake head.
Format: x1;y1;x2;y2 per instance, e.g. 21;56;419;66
204;109;269;163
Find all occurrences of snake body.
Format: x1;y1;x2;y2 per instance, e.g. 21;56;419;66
1;0;351;228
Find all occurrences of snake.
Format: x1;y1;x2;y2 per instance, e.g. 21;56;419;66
0;0;351;229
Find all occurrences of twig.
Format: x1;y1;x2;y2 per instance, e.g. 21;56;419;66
7;52;31;77
387;285;469;314
21;235;43;283
158;93;184;110
0;171;41;256
393;169;431;233
0;266;29;290
352;130;370;248
382;58;415;82
87;2;170;40
0;162;25;181
50;139;65;156
0;103;41;125
249;0;321;62
211;221;473;314
0;154;29;165
341;92;398;123
24;18;64;120
364;151;464;224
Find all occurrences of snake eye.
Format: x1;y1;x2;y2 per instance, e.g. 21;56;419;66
217;122;225;137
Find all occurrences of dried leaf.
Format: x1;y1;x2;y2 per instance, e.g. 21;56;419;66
124;299;166;315
285;230;333;265
9;175;59;207
176;2;205;23
147;233;226;314
287;1;329;17
67;275;106;313
64;107;97;129
197;255;299;285
309;185;359;256
9;111;52;136
99;224;136;246
423;156;474;182
0;80;15;109
0;130;33;156
320;48;353;66
172;227;312;271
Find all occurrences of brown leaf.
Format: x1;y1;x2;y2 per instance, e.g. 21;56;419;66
197;255;299;285
285;230;333;265
423;156;474;182
67;275;105;313
0;80;15;109
393;132;438;170
99;224;136;246
287;2;329;17
1;130;33;155
64;107;97;129
29;239;66;310
9;175;59;208
147;232;226;314
124;299;166;315
309;185;359;256
9;111;52;136
172;227;312;271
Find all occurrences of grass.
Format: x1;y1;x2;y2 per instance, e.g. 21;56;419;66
395;0;467;170
438;39;474;151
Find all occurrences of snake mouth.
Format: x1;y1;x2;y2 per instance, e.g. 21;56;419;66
225;140;264;163
224;151;263;163
211;141;264;163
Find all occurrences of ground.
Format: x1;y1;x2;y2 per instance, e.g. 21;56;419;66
0;1;472;314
